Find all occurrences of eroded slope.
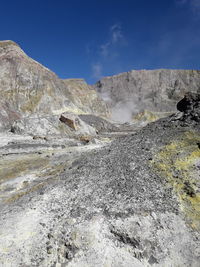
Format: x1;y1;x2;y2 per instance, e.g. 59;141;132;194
0;94;199;266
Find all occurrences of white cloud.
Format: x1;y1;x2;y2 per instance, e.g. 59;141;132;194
90;23;127;82
176;0;200;17
110;24;124;44
92;63;103;80
176;0;188;5
191;0;200;15
100;43;110;57
100;23;126;58
85;44;91;55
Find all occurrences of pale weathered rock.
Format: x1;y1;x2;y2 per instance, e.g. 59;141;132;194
0;41;108;132
0;41;200;267
79;114;119;133
63;79;109;117
59;113;78;130
59;113;97;137
0;94;200;267
79;135;92;143
11;115;62;136
94;69;200;122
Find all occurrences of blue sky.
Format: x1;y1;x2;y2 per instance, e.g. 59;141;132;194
0;0;200;83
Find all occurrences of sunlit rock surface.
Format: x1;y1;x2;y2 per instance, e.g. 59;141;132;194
0;93;200;266
62;79;109;117
94;69;200;122
0;41;108;132
0;41;200;267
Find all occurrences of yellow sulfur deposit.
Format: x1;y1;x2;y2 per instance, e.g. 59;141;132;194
151;131;200;231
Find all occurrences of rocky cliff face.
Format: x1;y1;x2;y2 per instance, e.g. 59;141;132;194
0;41;108;132
94;69;200;122
62;79;109;117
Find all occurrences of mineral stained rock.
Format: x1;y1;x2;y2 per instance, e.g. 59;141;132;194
62;79;109;118
59;113;97;136
0;41;108;132
0;40;200;267
94;69;200;122
0;93;200;267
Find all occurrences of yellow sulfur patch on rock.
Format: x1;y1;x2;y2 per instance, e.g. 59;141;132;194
133;110;159;122
151;131;200;231
52;106;87;115
0;155;49;183
20;91;44;113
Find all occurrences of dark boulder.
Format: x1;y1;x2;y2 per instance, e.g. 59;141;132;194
177;92;200;122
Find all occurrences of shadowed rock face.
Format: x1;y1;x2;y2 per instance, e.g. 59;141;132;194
177;92;200;122
94;69;200;122
0;41;108;131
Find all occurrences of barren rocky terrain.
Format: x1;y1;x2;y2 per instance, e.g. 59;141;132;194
0;41;200;267
94;69;200;122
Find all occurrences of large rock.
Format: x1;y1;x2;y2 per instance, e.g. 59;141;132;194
59;113;97;137
10;115;63;136
9;113;98;138
94;69;200;122
177;92;200;122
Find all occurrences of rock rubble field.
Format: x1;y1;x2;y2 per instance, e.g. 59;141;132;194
0;41;200;267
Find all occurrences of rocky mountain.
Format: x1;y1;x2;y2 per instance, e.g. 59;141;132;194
94;69;200;122
0;41;200;267
0;41;108;133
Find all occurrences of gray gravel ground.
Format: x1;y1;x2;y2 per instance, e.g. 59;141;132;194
0;111;200;267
